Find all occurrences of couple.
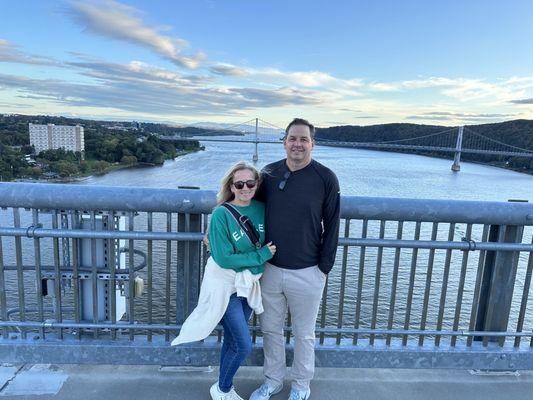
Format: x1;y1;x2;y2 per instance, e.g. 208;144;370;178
172;118;340;400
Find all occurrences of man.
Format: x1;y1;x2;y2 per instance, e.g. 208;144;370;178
250;118;340;400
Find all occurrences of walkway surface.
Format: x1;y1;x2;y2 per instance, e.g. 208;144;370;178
1;364;533;399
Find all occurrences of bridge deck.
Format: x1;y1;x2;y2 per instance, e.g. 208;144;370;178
164;136;533;157
0;364;532;399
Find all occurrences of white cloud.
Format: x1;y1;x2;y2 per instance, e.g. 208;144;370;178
210;63;250;77
68;57;212;87
0;39;59;66
366;76;533;104
209;63;362;92
253;68;362;91
0;55;324;117
66;0;205;68
407;111;519;122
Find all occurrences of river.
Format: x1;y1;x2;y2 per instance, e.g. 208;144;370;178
80;137;533;202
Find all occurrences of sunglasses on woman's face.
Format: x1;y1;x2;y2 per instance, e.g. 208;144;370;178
233;180;257;189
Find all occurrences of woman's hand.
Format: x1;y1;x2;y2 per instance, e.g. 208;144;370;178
266;242;276;255
203;233;210;252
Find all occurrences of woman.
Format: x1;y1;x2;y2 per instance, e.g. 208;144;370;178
172;161;276;400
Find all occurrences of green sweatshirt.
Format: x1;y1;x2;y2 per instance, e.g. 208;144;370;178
209;200;272;274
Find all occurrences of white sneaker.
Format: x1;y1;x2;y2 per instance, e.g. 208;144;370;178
210;382;244;400
287;388;310;400
249;382;283;400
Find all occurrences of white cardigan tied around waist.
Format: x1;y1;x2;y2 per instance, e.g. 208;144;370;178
171;256;263;346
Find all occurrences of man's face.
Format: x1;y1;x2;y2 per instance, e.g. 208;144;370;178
283;124;314;164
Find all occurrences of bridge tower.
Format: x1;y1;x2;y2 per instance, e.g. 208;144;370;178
451;126;464;172
253;118;259;162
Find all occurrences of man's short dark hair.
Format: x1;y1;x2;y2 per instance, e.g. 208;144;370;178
285;118;315;140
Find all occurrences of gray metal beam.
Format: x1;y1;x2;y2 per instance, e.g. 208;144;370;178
0;183;217;213
2;184;533;225
1;338;533;370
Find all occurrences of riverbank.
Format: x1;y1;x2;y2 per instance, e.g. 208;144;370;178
14;148;202;183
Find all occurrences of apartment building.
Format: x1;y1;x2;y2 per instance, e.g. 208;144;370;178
29;123;85;155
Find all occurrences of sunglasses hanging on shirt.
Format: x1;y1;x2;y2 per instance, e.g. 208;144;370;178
278;171;291;191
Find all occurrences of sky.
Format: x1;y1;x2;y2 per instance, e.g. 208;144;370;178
1;0;533;127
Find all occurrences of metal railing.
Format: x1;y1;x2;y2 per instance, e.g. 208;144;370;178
1;182;533;369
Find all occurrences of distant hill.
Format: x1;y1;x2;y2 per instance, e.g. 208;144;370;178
316;120;533;147
0;114;241;146
188;121;283;136
2;114;532;176
316;119;533;174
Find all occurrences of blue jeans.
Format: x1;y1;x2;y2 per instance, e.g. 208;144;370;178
218;293;253;392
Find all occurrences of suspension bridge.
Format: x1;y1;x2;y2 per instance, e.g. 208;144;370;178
161;118;533;171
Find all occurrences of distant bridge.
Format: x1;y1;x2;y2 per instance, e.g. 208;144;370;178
160;118;533;171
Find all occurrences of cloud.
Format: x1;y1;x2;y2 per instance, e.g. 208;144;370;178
209;63;363;93
422;111;515;118
66;0;205;68
510;98;533;104
0;58;323;117
210;63;250;77
277;70;338;87
0;39;59;66
367;76;533;104
233;87;323;107
0;100;33;109
256;68;362;90
406;111;518;122
67;58;213;87
367;82;401;92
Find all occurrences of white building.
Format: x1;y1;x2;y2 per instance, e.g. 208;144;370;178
29;123;85;155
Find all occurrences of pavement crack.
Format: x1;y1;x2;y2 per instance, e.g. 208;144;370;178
0;364;25;394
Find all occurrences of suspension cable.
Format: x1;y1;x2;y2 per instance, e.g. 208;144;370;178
463;127;533;152
370;127;457;144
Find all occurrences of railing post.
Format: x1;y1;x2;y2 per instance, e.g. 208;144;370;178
176;188;203;324
474;223;523;344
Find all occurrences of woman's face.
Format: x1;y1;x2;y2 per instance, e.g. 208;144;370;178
230;169;257;204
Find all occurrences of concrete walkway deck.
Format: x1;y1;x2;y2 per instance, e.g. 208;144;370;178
1;364;533;399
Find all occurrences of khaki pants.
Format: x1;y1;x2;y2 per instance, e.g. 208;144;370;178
259;263;326;391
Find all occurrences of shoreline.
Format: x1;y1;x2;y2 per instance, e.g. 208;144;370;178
13;148;201;183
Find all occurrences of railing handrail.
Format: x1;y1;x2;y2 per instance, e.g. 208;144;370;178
1;182;533;225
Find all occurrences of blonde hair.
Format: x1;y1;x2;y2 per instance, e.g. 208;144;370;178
217;161;261;204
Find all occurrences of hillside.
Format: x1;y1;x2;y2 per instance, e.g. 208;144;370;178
316;120;533;174
0;114;215;181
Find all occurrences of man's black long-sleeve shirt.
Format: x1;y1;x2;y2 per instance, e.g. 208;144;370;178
256;159;340;274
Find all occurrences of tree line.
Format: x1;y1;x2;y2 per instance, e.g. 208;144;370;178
0;114;202;181
316;120;533;174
